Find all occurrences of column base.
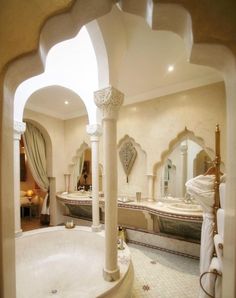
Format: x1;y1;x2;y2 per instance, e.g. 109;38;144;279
91;224;102;232
147;198;154;202
103;267;120;282
15;229;23;237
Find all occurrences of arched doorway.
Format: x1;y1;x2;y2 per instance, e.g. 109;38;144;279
1;2;236;297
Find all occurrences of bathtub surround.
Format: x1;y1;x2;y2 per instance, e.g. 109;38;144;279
15;226;134;297
14;121;26;236
95;86;124;281
86;124;102;232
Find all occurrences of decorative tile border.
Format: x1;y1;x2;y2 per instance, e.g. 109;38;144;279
128;239;200;260
57;195;202;223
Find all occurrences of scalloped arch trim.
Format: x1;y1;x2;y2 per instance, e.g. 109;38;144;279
153;127;215;173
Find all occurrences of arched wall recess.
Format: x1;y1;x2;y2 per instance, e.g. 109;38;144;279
153;127;217;174
69;141;89;191
153;127;225;200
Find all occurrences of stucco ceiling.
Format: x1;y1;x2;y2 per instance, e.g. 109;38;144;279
25;5;223;120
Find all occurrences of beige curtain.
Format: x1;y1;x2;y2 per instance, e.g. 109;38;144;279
23;122;49;192
71;152;84;191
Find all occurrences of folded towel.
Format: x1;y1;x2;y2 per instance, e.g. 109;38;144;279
219;183;226;209
217;209;225;239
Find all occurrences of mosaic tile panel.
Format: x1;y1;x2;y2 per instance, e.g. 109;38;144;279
129;243;200;298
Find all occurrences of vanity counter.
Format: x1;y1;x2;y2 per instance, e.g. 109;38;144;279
56;192;203;223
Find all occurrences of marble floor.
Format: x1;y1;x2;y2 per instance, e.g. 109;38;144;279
21;218;200;297
130;243;200;298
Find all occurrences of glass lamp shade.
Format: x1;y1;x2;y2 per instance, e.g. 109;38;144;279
26;189;34;197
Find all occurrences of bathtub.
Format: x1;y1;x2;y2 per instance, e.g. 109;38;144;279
15;226;133;298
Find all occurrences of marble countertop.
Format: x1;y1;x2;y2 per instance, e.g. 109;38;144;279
57;192;203;222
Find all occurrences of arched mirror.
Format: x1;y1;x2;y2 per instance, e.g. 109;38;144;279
160;139;212;198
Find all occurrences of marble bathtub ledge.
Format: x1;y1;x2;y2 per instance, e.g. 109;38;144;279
15;226;134;298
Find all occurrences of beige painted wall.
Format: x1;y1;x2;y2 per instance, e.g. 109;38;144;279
62;82;226;199
118;82;226;172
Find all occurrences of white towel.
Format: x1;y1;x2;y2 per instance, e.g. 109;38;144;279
185;175;215;213
219;183;226;209
217;209;224;239
186;175;215;279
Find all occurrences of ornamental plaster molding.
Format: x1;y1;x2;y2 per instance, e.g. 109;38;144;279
94;86;124;120
14;121;26;140
86;124;102;138
119;141;137;183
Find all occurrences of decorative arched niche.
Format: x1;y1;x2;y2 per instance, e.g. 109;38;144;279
68;142;89;191
68;143;104;192
153;127;220;200
117;135;147;198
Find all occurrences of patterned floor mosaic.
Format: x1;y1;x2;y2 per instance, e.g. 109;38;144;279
129;243;200;298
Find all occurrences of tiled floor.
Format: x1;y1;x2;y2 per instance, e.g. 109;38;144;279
21;218;200;297
129;243;200;298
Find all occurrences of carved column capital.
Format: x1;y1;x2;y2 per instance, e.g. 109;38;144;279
86;124;102;139
14;121;26;140
94;86;124;120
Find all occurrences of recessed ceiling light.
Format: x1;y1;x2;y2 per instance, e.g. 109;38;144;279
168;65;174;72
64;100;69;105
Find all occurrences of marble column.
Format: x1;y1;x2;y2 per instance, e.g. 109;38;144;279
180;142;188;197
14;121;26;236
94;86;124;282
86;124;102;232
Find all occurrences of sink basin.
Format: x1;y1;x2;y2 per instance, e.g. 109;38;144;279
118;197;134;203
168;203;202;212
67;192;91;199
